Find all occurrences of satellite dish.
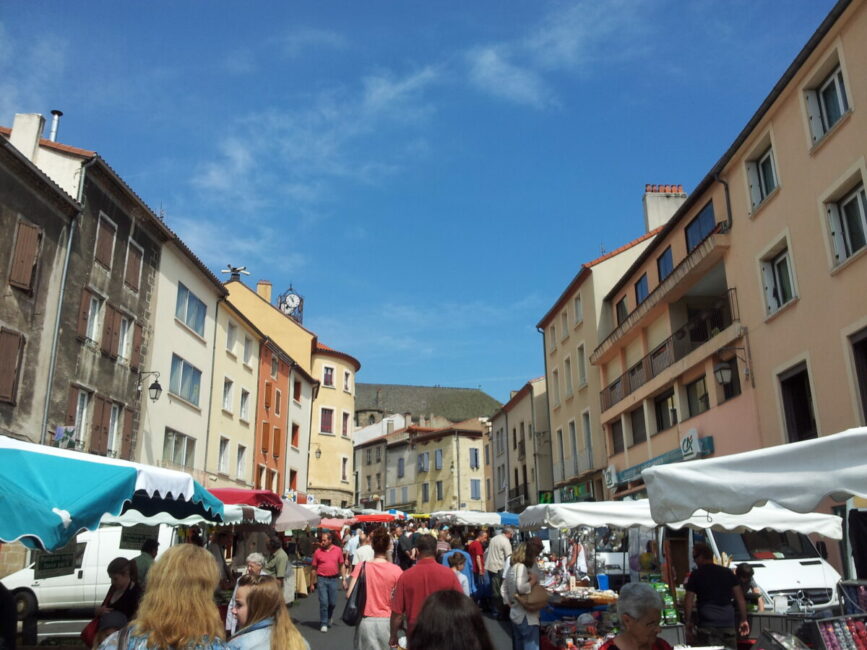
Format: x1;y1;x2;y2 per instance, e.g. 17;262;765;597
220;265;251;280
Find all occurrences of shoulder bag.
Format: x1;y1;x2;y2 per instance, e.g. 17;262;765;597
341;561;368;626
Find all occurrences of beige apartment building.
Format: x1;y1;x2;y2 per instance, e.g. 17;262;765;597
490;377;551;513
537;222;668;503
591;0;867;498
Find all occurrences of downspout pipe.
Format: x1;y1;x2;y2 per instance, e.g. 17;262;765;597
714;173;733;233
203;295;226;479
40;156;97;445
536;326;553;499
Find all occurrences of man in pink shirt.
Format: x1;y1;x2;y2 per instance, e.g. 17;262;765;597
389;534;462;646
312;531;346;633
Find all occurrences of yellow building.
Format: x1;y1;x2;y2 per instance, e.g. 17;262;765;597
205;301;263;487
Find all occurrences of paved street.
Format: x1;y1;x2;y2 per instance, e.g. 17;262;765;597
291;587;514;649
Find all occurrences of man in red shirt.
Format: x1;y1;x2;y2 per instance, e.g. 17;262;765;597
467;529;487;603
389;533;462;646
312;531;346;633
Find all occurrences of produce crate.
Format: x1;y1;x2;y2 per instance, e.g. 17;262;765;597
814;613;867;650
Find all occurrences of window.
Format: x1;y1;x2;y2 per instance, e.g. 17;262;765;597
615;297;628;326
722;358;742;402
83;291;102;342
289;469;297;490
630;407;647;445
654;389;677;432
226;321;237;354
342;411;350;437
549;324;556;350
469;447;480;469
323;366;334;387
748;147;779;211
556;428;564;473
471;479;481;500
243;336;253;365
687;376;710;417
375;446;382;462
436;480;443;500
0;329;25;404
686;201;716;252
805;65;850;142
261;422;270;453
222;378;234;411
850;328;867;423
106;403;121;456
397;457;405;478
827;184;867;264
484;444;490;466
175;283;206;336
9;220;41;292
387;488;396;505
657;247;673;282
95;215;116;269
551;369;560;407
366;475;372;492
780;363;817;442
573;294;583;324
575;344;587;386
422;482;430;503
169;354;202;405
761;244;796;314
320;408;334;433
239;389;250;421
293;379;302;402
401;486;408;503
163;429;195;468
582;412;592;459
560;312;568;339
486;478;491;500
634;273;649;305
610;419;624;455
117;316;132;361
270;354;278;378
568;421;578;475
341;458;349;481
344;371;351;392
62;387;90;448
417;451;430;472
564;356;573;397
124;240;143;292
274;389;281;416
218;437;229;473
435;448;443;470
236;444;246;479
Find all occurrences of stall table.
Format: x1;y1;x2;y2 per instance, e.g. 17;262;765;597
294;564;314;596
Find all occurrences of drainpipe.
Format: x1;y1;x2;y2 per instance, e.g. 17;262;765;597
203;295;225;480
536;326;554;499
530;386;540;506
714;173;733;233
503;410;509;512
40;157;96;445
454;431;462;509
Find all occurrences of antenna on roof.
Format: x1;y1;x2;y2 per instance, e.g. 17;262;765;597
600;242;607;255
220;265;251;281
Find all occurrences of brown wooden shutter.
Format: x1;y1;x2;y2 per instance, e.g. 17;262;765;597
101;304;116;355
110;310;122;357
0;329;24;403
121;408;134;460
78;289;93;338
264;381;272;409
65;386;80;427
273;428;281;459
124;244;141;292
95;218;116;268
261;421;270;454
100;400;112;455
131;322;144;369
90;396;106;453
9;221;41;291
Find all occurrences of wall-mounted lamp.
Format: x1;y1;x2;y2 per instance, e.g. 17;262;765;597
137;371;162;403
713;346;750;386
449;460;455;474
314;445;322;460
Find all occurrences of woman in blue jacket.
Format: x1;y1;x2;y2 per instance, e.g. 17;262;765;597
228;574;308;650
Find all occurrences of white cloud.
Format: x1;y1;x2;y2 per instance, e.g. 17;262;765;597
466;46;554;109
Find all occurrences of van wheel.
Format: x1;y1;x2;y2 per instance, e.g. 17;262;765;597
14;591;36;620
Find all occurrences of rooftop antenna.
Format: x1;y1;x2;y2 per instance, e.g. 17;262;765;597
220;264;251;282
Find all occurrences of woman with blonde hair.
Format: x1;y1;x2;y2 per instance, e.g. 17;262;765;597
98;544;228;649
228;574;308;650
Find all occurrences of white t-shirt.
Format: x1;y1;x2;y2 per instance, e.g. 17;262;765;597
352;544;374;566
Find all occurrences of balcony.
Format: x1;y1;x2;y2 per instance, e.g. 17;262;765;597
600;288;739;411
517;440;526;461
508;484;529;505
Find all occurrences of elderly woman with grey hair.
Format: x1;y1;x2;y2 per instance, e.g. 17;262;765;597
599;583;673;650
226;552;269;635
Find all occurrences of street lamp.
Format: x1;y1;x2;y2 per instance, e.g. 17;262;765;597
138;371;162;403
315;446;322;460
713;346;749;386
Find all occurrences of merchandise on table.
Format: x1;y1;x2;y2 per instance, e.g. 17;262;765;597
817;615;867;650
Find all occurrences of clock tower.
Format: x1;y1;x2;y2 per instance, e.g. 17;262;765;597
277;286;304;324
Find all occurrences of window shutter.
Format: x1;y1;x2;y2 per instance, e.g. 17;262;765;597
78;289;92;338
95;219;116;268
760;260;777;312
273;428;281;458
90;396;106;454
826;202;847;263
65;386;80;427
131;322;143;369
9;221;41;291
110;309;122;357
745;161;762;210
124;244;142;291
261;422;270;454
0;329;24;403
101;304;116;356
264;382;272;409
804;90;824;142
121;408;134;460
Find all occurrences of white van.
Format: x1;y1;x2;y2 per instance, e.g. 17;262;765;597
1;524;175;618
671;528;842;610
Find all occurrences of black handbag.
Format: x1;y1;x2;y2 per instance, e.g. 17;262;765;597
341;561;368;626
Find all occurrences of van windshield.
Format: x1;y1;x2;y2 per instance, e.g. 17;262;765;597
712;530;820;561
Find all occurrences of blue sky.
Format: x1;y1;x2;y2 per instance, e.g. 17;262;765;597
2;1;836;403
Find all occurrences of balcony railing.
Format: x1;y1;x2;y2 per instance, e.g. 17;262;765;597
508;484;529;501
600;288;739;411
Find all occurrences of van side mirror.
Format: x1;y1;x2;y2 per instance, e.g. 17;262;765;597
816;541;828;560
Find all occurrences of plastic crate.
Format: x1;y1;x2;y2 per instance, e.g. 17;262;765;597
814;613;867;650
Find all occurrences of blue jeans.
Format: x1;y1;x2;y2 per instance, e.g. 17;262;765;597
317;576;339;626
511;618;540;650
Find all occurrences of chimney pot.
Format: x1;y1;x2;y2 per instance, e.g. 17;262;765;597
256;280;272;303
645;184;652;193
9;113;46;162
49;109;63;142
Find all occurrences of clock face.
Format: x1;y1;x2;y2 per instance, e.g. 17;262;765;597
284;294;301;309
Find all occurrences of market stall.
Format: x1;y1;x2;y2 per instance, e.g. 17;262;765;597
0;435;224;551
431;510;502;526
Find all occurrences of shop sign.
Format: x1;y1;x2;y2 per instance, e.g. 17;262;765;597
680;428;699;460
559;483;591;503
603;465;618;489
33;539;85;579
618;436;715;484
538;490;554;504
119;524;160;551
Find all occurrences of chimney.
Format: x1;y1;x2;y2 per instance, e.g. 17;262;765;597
256;280;272;303
9;113;46;162
386;420;394;435
643;183;687;232
48;109;63;142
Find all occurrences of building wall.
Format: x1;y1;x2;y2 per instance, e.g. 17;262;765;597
206;303;260;487
309;351;356;506
385;438;418;511
357;441;387;508
490;412;508;511
140;242;218;476
285;365;314;497
255;345;290;494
